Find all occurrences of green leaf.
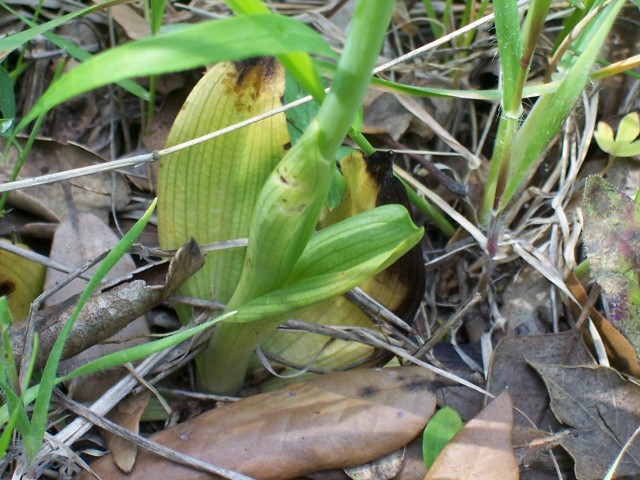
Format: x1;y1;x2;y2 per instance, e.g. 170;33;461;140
284;70;320;145
18;14;337;129
205;203;422;393
594;112;640;157
0;0;124;55
229;204;423;323
3;4;149;102
617;111;640;143
0;66;15;134
422;406;464;468
150;0;167;34
57;309;236;383
327;159;347;210
0;296;18;392
594;120;616;152
492;0;523;113
583;176;640;354
0;297;32;458
283;72;347;210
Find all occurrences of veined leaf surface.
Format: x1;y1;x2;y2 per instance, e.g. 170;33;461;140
158;58;289;305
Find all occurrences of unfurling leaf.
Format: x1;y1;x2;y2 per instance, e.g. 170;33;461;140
259;151;425;372
583;176;640;355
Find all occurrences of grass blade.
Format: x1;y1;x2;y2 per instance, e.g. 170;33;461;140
2;3;149;102
0;0;126;54
18;14;336;129
493;0;523;113
500;0;625;210
25;199;157;463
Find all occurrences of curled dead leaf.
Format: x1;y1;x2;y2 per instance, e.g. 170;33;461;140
9;239;204;370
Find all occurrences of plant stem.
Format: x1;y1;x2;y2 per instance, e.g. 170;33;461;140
201;0;397;394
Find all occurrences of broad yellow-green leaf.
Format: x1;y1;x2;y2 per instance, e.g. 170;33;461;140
158;59;290;306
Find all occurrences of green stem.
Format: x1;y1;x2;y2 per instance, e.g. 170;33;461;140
201;0;397;395
401;180;456;237
480;113;513;223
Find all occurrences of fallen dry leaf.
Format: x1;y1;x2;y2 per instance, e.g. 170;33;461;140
98;1;150;40
0;137;129;223
304;438;427;480
529;361;640;479
487;330;593;429
103;391;151;473
424;391;519;480
79;366;439;480
486;331;594;476
502;267;552;335
344;448;403;480
362;90;413;140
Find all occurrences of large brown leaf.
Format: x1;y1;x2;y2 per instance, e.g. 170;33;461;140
79;366;438;480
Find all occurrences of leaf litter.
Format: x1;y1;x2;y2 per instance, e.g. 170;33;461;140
0;1;639;479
